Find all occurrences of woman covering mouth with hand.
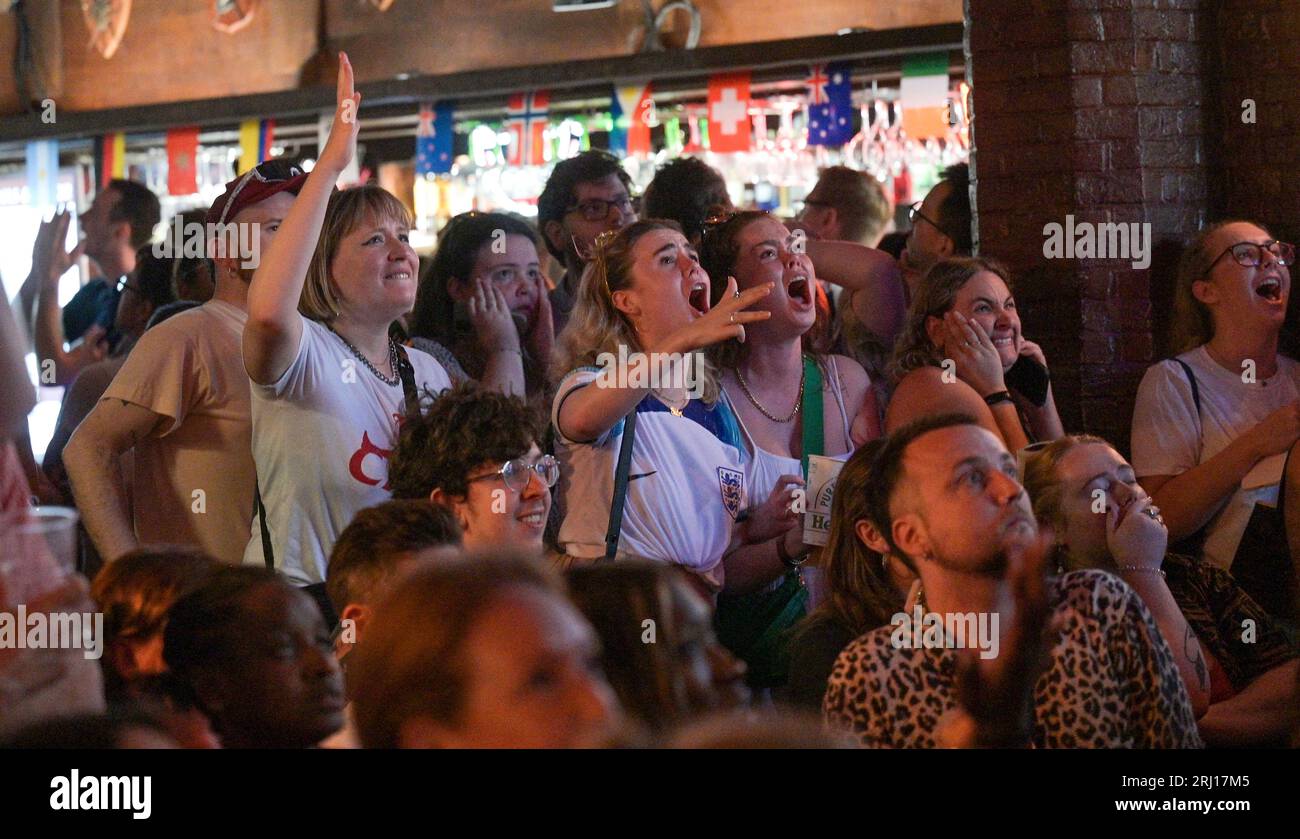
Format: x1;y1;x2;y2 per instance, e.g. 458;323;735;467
885;256;1064;451
241;53;451;600
551;219;788;595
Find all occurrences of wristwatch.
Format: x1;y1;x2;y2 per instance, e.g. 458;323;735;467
983;390;1013;407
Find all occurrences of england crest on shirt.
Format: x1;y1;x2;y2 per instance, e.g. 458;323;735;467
717;467;745;520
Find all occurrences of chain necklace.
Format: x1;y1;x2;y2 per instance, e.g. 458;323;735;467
328;324;400;386
733;364;805;423
654;388;688;417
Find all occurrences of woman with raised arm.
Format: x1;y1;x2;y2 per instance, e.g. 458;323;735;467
241;53;451;599
550;219;778;594
408;211;554;399
1131;220;1300;623
886;256;1064;450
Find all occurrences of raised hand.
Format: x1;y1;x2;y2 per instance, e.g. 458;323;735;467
1018;338;1049;370
318;52;361;176
469;277;521;354
942;311;1006;398
525;269;555;364
37;210;87;288
656;276;773;356
951;527;1056;747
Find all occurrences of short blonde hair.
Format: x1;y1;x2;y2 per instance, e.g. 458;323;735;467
299;185;413;322
1020;433;1110;534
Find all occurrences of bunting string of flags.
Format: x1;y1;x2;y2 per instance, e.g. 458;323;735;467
30;56;968;213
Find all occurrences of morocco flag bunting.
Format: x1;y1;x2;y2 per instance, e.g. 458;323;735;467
166;127;200;196
707;72;751;153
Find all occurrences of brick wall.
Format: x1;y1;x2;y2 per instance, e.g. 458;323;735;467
1201;1;1300;357
966;0;1208;454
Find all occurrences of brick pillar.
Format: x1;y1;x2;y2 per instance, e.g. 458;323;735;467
1202;2;1300;356
965;0;1206;452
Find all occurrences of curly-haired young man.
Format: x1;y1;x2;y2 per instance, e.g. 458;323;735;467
389;383;556;555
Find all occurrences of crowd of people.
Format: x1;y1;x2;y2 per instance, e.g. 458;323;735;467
2;55;1297;749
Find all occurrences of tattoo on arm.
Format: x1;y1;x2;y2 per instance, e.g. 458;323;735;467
1183;624;1209;692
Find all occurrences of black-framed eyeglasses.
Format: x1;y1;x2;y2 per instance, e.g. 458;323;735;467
908;201;945;236
1207;239;1296;271
565;196;636;222
466;454;560;493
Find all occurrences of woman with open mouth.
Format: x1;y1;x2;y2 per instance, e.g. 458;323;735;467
408;211;554;401
696;211;884;687
886;256;1064;451
1132;220;1300;624
551;219;789;596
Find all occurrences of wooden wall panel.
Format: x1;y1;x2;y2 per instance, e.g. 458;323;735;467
0;12;19;114
0;0;962;115
55;0;318;111
330;0;964;79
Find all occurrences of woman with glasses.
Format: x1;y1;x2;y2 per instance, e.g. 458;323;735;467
409;212;554;399
1132;220;1300;623
390;383;558;556
886;256;1064;450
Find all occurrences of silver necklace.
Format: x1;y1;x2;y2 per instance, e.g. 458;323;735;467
328;324;400;386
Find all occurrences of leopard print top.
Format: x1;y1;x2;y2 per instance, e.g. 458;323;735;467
823;570;1204;748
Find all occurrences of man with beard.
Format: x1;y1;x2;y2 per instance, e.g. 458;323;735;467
823;414;1204;748
536;150;637;333
66;160;308;565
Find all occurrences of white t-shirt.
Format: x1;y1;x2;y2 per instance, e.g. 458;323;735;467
1131;345;1300;570
244;316;450;584
103;301;251;565
552;367;746;589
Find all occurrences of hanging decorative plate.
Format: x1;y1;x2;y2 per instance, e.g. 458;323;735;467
81;0;131;59
212;0;259;34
